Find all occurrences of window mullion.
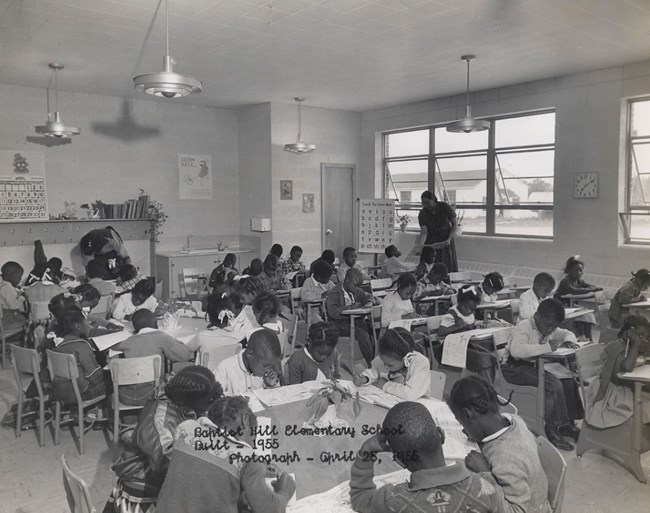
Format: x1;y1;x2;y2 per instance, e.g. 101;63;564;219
486;125;496;235
428;128;435;194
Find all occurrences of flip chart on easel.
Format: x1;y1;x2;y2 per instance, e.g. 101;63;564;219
357;198;395;253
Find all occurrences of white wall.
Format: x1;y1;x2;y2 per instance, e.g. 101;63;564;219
0;84;239;269
360;60;650;279
270;102;361;264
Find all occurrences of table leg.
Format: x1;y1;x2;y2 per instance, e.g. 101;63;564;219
537;360;546;436
349;315;356;371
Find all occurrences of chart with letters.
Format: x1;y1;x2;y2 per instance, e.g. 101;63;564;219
357;198;395;253
0;176;48;221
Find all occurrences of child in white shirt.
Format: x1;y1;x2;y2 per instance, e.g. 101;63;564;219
110;279;158;321
519;273;555;320
381;274;417;328
300;260;335;324
383;245;415;279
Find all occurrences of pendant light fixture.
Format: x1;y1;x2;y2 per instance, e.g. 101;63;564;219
446;55;490;133
34;63;80;138
133;0;202;98
284;97;316;154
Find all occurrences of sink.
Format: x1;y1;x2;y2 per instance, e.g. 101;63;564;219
179;247;248;255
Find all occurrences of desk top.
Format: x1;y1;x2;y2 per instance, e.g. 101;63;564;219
341;308;372;316
619;364;650;383
414;294;452;303
475;300;511;311
564;307;593;320
623;300;650;309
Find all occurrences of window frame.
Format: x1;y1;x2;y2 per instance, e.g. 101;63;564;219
383;109;555;239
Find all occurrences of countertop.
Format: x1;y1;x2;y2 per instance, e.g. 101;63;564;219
155;247;257;258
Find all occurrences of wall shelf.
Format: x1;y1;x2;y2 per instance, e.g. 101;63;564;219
0;219;152;247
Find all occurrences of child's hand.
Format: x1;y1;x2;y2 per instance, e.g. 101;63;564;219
560;340;579;349
465;451;490;473
271;471;296;499
353;374;369;386
548;339;560;351
263;369;279;388
360;434;390;455
374;378;388;389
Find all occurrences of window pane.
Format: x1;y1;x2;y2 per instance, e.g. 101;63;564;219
495;208;553;236
457;208;486;234
630;214;650;242
437;155;487;205
629;141;650;207
386;160;428;203
631;100;650;137
394;208;421;231
435;127;488;153
495;112;555;147
495;150;554;205
386;130;429;157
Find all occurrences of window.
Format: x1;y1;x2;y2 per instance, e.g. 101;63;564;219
384;111;555;237
622;98;650;243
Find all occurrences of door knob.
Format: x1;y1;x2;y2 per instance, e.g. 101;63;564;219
325;228;333;235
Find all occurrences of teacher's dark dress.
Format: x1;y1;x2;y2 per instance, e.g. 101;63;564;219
418;202;458;272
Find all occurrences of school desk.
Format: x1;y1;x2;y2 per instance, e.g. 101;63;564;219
622;299;650;321
617;365;650;482
413;294;452;316
340;308;372;374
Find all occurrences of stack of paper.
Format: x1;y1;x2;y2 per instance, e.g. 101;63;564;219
253;382;320;407
91;330;132;351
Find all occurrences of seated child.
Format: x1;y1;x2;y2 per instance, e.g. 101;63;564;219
51;307;106;405
230;277;263;333
301;260;335;324
448;375;551;513
269;243;285;268
350;401;501;513
413;263;455;315
208;253;238;295
380;274;417;328
0;261;28;332
287;321;341;384
214;329;283;395
24;264;65;321
258;254;289;292
502;298;581;450
326;268;380;367
115;264;144;295
383;245;415;279
85;259;116;296
413;246;435;280
354;328;429;400
309;250;337;278
609;269;650;329
193;293;246;361
113;309;192;406
337;247;370;282
519;272;556;320
111;278;158;321
252;292;284;334
158;395;296;513
584;314;650;428
282;245;306;274
242;258;263;277
554;255;602;340
478;272;504;304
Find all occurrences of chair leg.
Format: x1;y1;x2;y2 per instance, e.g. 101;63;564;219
54;402;61;445
78;402;84;455
113;400;119;458
38;397;45;447
1;337;5;369
16;389;23;438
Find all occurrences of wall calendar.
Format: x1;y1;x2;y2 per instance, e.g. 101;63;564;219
0;176;49;221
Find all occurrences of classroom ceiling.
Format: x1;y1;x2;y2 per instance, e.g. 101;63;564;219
0;0;649;112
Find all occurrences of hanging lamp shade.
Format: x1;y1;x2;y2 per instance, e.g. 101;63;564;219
34;63;80;138
446;55;490;133
284;97;316;153
133;0;202;98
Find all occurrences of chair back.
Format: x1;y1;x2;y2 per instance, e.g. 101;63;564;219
290;287;302;315
12;344;40;377
47;350;79;381
110;355;162;387
370;278;393;294
197;345;239;371
61;454;96;513
426;315;445;340
29;300;51;323
502;276;518;288
92;294;113;319
574;343;605;417
154;281;164;301
429;370;446;400
449;271;472;284
536;436;567;512
182;268;207;298
509;298;520;324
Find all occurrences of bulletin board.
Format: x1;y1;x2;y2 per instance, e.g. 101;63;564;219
357;198;395;253
0;176;49;222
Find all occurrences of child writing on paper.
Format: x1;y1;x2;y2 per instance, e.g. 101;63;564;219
252;292;285;335
584;315;650;428
208;253;238;296
478;272;504;304
214;329;283;395
414;245;435;280
158;395;296;513
282;245;306;274
287;321;341;384
259;254;289;293
519;272;556;320
608;269;650;329
350;401;502;513
501;298;580;451
301;260;335;323
230;277;263;333
354;328;429;400
447;376;551;513
554;255;602;341
381;274;417;328
413;263;455;315
111;278;158;321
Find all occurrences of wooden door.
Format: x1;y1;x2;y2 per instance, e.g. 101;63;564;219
321;164;355;259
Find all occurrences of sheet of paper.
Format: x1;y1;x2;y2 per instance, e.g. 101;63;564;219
620;365;650;381
253;382;320;407
416;398;479;459
388;319;415;330
342;308;371;315
242;392;266;413
441;332;470;368
91;330;132;351
336;380;401;409
177;334;197;345
265;474;297;506
550;347;575;356
108;349;123;358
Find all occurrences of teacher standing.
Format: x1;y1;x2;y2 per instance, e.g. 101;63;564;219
414;191;459;272
79;226;131;279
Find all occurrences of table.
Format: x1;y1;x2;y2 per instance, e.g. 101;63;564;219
618;365;650;482
341;308;372;374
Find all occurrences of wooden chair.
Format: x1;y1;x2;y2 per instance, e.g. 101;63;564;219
575;343;649;483
92;293;114;320
46;350;107;455
11;344;50;446
290;287;302;315
494;361;545;437
499;395;518;416
280;312;299;357
0;307;27;369
536;436;567;513
110;355;162;457
370;278;393;298
154;280;164;302
197;344;240;372
425;315;445;365
370;304;382;353
61;454;96;513
428;370;446;400
182;268;207;299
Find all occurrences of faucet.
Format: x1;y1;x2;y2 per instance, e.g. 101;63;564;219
216;240;223;251
183;232;193;252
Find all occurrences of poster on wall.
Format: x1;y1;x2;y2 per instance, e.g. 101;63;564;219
357;198;395;253
0;150;45;176
178;154;213;200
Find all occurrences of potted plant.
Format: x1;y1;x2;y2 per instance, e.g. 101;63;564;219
306;378;362;428
140;189;168;244
397;214;410;232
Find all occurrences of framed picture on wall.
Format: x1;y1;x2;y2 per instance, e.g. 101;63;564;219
302;193;314;213
280;180;293;200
